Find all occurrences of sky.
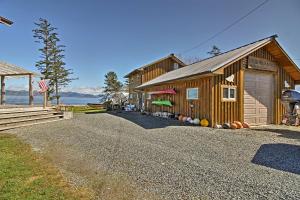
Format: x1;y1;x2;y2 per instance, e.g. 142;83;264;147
0;0;300;94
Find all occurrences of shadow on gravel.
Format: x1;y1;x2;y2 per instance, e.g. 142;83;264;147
108;111;183;129
252;143;300;175
253;128;300;141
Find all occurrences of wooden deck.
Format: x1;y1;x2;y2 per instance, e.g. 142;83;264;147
0;106;64;131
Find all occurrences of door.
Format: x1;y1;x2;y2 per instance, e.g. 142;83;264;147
244;70;274;125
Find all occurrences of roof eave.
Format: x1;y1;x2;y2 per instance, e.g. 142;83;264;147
136;71;214;89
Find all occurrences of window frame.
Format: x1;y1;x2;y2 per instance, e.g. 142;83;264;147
145;93;151;100
173;63;179;70
221;85;237;102
186;88;199;100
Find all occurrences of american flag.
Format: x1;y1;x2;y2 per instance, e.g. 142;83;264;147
38;79;48;93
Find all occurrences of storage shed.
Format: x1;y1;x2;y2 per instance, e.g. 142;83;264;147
137;35;300;126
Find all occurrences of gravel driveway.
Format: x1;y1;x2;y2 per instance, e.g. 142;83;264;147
8;112;300;199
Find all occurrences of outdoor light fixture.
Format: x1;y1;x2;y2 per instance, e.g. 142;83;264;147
0;16;13;26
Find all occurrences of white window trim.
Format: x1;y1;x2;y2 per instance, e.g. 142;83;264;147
146;93;151;100
174;63;179;70
221;85;237;102
186;88;199;100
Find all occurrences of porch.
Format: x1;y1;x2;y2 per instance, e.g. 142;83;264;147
0;61;38;106
0;61;63;130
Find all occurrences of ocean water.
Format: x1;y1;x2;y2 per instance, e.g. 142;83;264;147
6;95;99;105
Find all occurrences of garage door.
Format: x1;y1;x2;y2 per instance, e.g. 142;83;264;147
244;70;274;125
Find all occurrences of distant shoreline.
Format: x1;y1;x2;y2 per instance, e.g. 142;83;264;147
6;90;99;98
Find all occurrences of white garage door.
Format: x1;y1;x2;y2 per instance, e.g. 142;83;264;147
244;70;274;125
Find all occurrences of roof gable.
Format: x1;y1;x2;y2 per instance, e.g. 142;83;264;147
137;35;300;88
124;54;186;78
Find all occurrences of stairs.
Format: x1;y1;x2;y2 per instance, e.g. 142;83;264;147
0;107;64;131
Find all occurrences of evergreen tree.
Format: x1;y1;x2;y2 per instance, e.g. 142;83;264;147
49;40;76;105
103;71;123;104
33;18;56;98
207;45;222;56
33;18;75;104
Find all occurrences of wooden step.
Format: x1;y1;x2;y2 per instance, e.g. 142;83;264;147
0;107;55;115
0;118;63;131
0;115;63;127
0;110;59;118
0;112;62;123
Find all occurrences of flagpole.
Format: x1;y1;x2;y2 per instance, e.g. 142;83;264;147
43;91;47;109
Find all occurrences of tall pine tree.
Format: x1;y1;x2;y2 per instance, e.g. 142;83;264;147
33;18;75;104
103;71;123;105
207;45;222;56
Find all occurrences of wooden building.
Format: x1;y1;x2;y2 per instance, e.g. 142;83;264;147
136;35;300;126
124;54;186;109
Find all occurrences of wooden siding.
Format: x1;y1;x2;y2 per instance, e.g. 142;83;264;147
144;77;212;121
141;58;184;84
140;45;296;127
127;57;184;108
128;72;142;106
211;60;244;126
247;47;295;124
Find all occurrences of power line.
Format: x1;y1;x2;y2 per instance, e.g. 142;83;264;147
180;0;269;55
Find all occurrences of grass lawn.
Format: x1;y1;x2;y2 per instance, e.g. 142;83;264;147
68;106;106;114
0;134;93;200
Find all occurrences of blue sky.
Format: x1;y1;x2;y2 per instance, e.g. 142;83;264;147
0;0;300;94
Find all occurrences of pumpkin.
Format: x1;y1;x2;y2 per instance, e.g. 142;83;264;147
214;124;222;129
223;123;230;129
178;115;183;121
234;121;243;129
182;116;187;122
230;123;238;129
242;122;250;128
193;118;200;125
200;119;209;127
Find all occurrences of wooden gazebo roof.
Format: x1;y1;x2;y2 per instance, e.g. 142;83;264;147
0;61;39;77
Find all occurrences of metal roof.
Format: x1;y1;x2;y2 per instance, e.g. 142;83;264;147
0;61;39;76
124;54;186;78
137;36;278;88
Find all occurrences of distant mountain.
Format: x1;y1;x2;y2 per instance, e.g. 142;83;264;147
6;90;99;98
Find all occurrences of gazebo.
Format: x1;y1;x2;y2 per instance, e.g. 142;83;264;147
0;61;39;106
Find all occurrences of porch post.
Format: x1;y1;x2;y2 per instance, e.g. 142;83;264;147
1;76;5;105
29;74;33;105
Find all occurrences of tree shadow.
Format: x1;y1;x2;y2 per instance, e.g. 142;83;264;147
253;128;300;141
252;143;300;175
107;111;185;129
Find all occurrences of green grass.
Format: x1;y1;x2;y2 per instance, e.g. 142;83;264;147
0;134;93;200
67;106;106;114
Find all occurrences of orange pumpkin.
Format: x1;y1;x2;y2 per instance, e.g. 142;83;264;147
234;121;243;129
242;122;250;128
230;123;238;129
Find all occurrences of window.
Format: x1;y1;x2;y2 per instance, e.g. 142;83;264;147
173;63;179;70
145;93;151;100
186;88;198;100
222;85;236;101
129;93;133;99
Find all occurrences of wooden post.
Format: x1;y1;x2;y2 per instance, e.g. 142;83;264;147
29;74;33;105
43;92;47;108
1;76;5;105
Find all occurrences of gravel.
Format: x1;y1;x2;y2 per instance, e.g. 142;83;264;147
8;111;300;199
